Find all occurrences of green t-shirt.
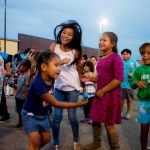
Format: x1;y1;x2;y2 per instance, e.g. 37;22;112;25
130;64;150;101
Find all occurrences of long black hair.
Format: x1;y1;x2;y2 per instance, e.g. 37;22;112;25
54;20;82;65
102;32;118;53
82;61;95;73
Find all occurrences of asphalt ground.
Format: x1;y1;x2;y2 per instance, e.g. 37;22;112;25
0;94;150;150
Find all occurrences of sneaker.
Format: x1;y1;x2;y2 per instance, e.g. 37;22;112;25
52;145;60;150
0;114;10;123
6;95;9;98
80;118;89;123
121;111;124;118
125;113;130;119
74;142;81;150
88;120;93;124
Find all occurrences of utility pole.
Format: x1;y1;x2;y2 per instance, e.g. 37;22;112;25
4;0;6;53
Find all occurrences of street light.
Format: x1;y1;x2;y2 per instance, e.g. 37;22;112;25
98;20;107;57
4;0;6;53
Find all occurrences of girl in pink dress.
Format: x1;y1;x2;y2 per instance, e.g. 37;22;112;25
80;32;123;150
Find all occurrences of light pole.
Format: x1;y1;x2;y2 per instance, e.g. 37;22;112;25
4;0;6;53
98;20;107;57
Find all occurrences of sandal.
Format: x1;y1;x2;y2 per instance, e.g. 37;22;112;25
74;142;82;150
52;145;60;150
14;123;23;128
19;127;24;130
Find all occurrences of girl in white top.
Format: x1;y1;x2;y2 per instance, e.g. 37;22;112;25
49;20;85;150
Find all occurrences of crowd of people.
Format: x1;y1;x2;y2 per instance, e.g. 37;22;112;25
0;19;150;150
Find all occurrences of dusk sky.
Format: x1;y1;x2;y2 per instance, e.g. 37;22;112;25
0;0;150;59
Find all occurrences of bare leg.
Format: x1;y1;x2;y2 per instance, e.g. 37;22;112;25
140;124;149;150
28;132;41;150
127;100;132;114
121;99;124;112
39;131;50;148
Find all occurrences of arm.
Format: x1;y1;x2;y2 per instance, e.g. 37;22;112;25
92;72;97;89
75;51;86;92
41;93;88;108
25;85;28;100
97;54;124;98
28;65;36;85
100;79;122;93
5;63;11;77
130;67;147;89
80;75;97;83
49;43;56;52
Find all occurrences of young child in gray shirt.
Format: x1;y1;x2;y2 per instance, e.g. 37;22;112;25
14;59;31;129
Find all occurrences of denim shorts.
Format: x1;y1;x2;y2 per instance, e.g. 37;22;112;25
21;109;50;134
136;101;150;124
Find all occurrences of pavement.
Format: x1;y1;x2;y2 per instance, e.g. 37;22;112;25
0;94;150;150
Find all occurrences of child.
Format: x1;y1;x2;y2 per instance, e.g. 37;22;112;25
90;56;97;73
49;20;86;150
21;51;87;150
80;61;96;124
28;50;42;85
121;49;139;119
80;32;124;150
130;43;150;150
14;59;31;129
81;54;88;64
0;55;5;144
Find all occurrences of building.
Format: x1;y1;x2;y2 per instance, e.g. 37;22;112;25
0;34;100;58
18;33;98;58
0;38;19;55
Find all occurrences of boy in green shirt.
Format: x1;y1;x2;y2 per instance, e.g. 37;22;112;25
130;42;150;150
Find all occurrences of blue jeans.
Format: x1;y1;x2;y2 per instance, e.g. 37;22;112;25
52;88;79;145
22;109;50;134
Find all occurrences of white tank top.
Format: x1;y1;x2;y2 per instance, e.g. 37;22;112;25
54;44;82;91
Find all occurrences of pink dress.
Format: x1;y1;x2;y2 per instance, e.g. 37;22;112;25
89;53;124;124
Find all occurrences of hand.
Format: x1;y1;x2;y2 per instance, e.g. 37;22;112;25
61;57;71;64
134;81;147;89
128;73;133;77
77;99;88;106
43;101;48;107
96;89;105;99
80;75;90;82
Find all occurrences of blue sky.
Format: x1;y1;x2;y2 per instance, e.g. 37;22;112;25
0;0;150;59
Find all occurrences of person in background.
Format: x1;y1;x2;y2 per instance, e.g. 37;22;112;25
80;32;123;150
0;57;11;123
90;56;97;74
49;20;85;150
81;54;88;64
130;43;150;150
28;50;42;85
14;59;31;129
5;55;14;98
79;61;96;124
24;48;31;57
8;54;22;96
21;51;87;150
121;49;139;119
0;55;5;143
